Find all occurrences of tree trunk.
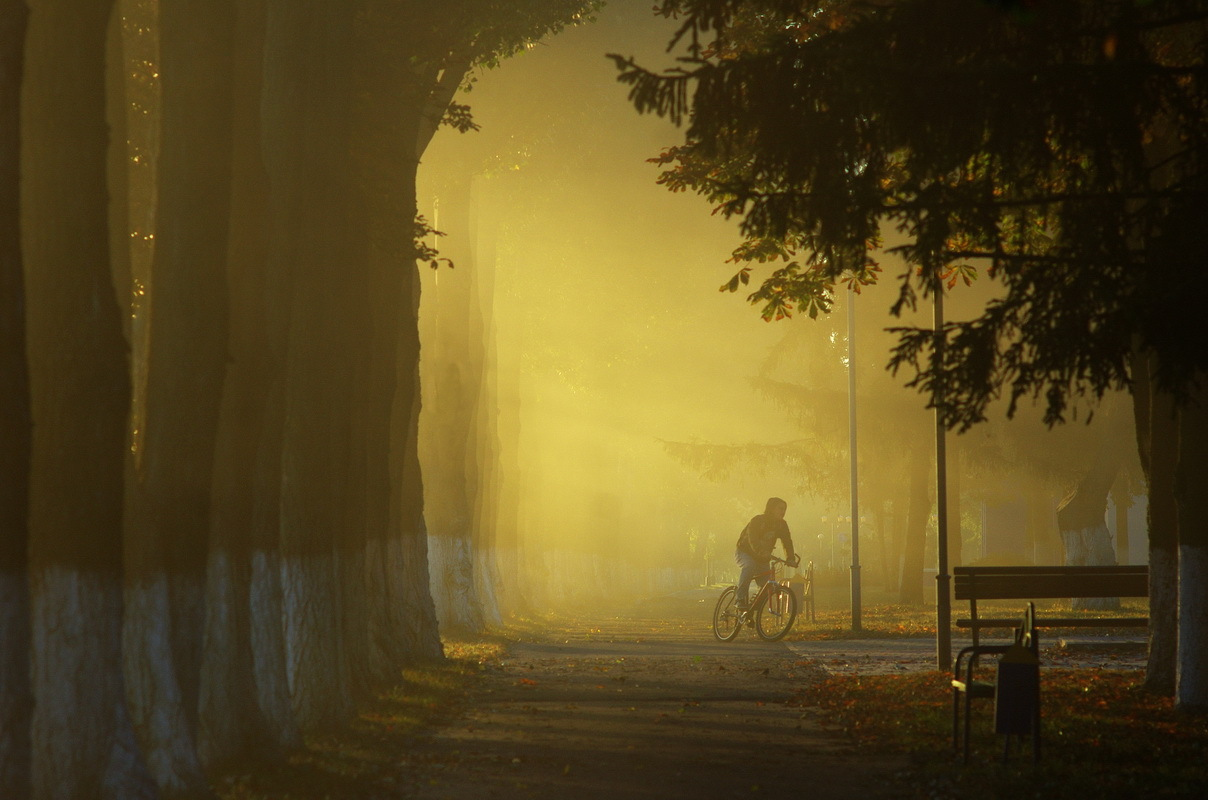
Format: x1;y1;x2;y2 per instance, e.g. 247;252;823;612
1112;482;1132;565
1175;381;1208;711
1132;349;1178;694
1024;481;1058;565
1147;404;1179;694
392;266;443;659
890;499;907;596
1056;448;1121;611
492;345;527;616
351;4;432;674
467;188;502;626
265;0;357;731
23;1;156;796
121;2;233;795
197;0;300;767
421;171;488;632
0;3;30;795
898;447;931;605
875;500;892;588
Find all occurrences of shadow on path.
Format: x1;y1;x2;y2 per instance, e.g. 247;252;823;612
401;609;907;800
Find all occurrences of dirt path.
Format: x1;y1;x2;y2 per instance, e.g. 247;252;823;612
398;603;907;800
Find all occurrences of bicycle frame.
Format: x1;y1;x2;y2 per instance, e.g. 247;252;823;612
747;560;787;613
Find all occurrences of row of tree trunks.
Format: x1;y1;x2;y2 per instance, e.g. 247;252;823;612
422;273;488;629
898;446;932;604
470;202;505;626
5;0;460;795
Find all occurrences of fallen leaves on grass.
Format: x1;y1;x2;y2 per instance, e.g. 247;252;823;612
791;668;1208;799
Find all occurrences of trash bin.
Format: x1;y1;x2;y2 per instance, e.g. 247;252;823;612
994;642;1039;736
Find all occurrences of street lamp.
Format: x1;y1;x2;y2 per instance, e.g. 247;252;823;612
847;286;862;632
934;279;952;671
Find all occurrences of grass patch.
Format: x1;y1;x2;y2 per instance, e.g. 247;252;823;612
213;637;504;799
792;668;1208;799
787;604;939;640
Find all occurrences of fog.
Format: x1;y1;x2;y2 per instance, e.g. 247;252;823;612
415;0;1143;620
1;2;1163;793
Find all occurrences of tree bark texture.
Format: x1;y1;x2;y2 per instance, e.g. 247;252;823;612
898;447;931;605
0;2;30;795
1175;382;1208;711
198;0;298;766
23;1;156;795
392;267;443;659
1057;446;1122;610
343;0;426;688
1112;482;1131;565
264;0;357;731
121;1;234;794
1133;350;1179;695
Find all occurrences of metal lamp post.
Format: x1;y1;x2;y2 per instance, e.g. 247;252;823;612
847;286;862;632
934;282;953;672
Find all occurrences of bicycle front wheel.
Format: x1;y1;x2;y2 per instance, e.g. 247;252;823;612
755;585;798;642
712;586;742;641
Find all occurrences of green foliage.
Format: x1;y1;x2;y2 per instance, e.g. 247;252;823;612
615;0;1208;429
401;0;603;69
441;101;481;133
414;213;454;270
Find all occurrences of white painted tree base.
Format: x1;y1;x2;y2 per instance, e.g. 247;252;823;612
1178;545;1208;711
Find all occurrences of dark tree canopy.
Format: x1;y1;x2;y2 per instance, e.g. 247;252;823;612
613;0;1208;429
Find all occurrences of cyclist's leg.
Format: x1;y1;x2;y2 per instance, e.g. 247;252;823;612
753;567;771;602
735;550;759;608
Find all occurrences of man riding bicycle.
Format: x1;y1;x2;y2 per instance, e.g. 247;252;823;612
734;497;799;612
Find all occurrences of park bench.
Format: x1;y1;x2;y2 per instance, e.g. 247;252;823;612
799;561;816;623
787;561;816;623
949;564;1149;762
954;564;1149;647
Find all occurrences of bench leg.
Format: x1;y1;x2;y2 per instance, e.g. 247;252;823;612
952;689;960;757
1033;694;1041;763
963;690;973;763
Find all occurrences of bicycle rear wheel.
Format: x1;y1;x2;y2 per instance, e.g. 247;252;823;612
755;585;798;642
712;586;742;641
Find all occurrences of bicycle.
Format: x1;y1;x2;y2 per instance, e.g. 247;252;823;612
712;555;799;642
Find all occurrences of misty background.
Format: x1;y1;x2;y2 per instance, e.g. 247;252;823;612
414;0;1145;621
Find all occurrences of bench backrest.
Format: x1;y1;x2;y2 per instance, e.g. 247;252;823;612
953;565;1148;601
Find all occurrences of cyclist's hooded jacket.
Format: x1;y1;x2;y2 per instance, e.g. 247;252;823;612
735;514;794;562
